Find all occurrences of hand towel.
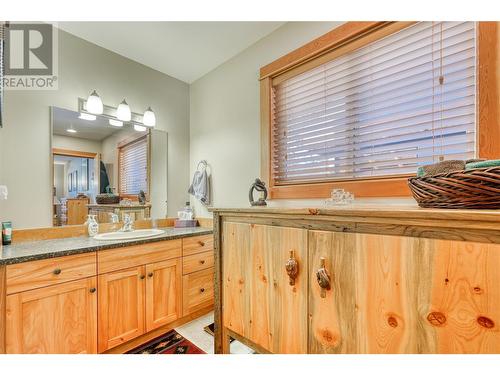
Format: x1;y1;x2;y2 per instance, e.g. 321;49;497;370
188;163;210;205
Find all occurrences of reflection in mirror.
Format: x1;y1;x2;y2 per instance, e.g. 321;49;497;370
51;107;167;226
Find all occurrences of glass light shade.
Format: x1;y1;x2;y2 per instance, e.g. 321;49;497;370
143;107;156;127
134;124;147;132
109;119;123;127
86;90;103;114
116;99;131;121
78;113;96;121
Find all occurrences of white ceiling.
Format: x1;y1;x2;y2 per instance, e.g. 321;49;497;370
53;107;124;141
56;22;285;83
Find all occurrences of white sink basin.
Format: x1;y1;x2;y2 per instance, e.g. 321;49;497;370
93;229;165;241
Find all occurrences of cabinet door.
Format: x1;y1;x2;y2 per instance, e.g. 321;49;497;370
223;222;308;353
6;277;97;354
98;266;145;352
309;231;500;354
145;258;182;331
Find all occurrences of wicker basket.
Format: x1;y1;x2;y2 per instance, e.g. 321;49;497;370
408;166;500;209
96;194;120;205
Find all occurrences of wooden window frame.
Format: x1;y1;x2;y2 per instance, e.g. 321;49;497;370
260;21;499;199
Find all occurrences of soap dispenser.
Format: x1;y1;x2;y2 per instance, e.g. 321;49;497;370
86;215;99;237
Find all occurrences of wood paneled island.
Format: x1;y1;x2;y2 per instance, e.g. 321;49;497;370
212;204;500;354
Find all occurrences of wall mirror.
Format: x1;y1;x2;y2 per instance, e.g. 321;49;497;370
51;106;167;226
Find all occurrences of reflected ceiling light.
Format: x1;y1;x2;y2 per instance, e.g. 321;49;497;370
109;119;123;127
79;112;96;121
134;124;147;132
86;90;104;114
143;107;156;127
67;125;77;133
116;99;131;121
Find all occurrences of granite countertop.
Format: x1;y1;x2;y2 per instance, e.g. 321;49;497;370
0;227;213;266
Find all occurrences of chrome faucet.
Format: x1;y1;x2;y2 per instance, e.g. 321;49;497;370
121;214;134;232
109;213;119;224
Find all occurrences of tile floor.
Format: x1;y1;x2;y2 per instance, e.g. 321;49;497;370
175;312;254;354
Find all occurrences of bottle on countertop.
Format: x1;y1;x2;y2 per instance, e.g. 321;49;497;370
177;201;194;220
2;221;12;245
86;215;99;237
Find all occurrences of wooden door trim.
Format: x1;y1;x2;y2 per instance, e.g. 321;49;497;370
52;148;97;159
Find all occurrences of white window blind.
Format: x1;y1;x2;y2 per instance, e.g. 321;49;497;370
119;136;149;195
272;22;476;185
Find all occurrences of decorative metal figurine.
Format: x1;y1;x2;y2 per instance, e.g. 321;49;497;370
138;190;146;205
249;178;268;206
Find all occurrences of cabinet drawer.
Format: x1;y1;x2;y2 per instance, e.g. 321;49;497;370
6;253;97;295
182;267;214;315
98;239;181;274
182;235;213;256
182;250;214;275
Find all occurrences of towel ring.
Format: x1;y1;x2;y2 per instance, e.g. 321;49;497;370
197;160;208;171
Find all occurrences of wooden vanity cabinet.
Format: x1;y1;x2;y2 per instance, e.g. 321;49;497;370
6;276;97;354
1;234;213;354
97;242;184;352
217;212;500;354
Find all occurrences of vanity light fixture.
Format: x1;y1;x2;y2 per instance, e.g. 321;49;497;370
78;113;96;121
67;127;77;133
143;107;156;127
86;90;104;114
134;124;147;132
109;119;123;127
116;99;131;121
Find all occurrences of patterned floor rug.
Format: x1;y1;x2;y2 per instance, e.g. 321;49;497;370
126;330;206;354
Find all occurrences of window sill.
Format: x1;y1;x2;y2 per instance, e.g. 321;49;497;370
269;177;412;199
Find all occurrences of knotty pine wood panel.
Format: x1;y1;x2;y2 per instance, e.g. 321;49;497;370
426;238;500;353
223;222;308;353
145;259;182;332
309;231;500;353
6;276;97;354
222;222;252;339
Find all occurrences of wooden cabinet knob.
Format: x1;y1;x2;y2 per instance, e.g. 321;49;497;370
316;257;331;298
53;268;62;275
198;241;205;246
89;287;97;294
140;275;146;280
285;250;299;286
147;272;154;278
199;260;206;265
200;288;205;293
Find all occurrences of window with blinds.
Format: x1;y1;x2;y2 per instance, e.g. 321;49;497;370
119;136;149;195
272;22;477;185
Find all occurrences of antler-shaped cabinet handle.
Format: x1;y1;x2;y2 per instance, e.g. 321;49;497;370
316;257;331;298
285;250;299;286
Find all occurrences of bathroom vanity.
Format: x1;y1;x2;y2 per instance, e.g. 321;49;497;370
0;226;214;354
212;204;500;354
